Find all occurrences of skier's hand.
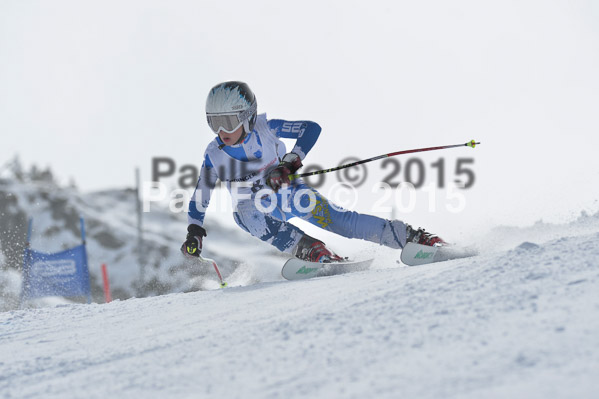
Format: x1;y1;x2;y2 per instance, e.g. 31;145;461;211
266;153;302;192
180;224;207;258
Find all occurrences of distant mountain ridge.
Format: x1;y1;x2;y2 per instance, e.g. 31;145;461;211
0;161;284;310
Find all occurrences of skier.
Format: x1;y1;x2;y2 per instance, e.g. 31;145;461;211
181;81;444;263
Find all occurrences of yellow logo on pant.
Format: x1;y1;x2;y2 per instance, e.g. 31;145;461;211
311;196;332;229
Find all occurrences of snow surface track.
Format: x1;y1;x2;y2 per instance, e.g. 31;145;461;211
1;232;599;399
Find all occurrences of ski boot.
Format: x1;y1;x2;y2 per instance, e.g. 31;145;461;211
405;224;446;247
293;235;344;263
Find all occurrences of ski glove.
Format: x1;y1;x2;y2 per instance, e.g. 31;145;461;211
266;153;302;192
181;224;207;258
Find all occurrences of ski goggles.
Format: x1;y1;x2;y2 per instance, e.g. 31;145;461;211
206;101;257;134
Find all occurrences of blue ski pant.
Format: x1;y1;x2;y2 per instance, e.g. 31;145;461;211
232;182;406;254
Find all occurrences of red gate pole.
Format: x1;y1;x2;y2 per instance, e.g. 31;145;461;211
101;264;112;303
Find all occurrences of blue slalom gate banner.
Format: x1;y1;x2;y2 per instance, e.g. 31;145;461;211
21;218;92;304
22;245;91;299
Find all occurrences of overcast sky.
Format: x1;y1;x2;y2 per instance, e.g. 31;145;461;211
1;0;598;240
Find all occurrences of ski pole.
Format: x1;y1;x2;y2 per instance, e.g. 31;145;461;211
211;260;227;288
199;256;227;288
289;139;480;181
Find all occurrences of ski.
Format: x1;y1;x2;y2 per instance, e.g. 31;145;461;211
400;242;478;266
281;258;374;280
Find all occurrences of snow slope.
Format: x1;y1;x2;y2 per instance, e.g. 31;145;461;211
1;227;598;398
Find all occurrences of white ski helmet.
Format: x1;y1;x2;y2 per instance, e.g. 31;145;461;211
205;81;257;137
